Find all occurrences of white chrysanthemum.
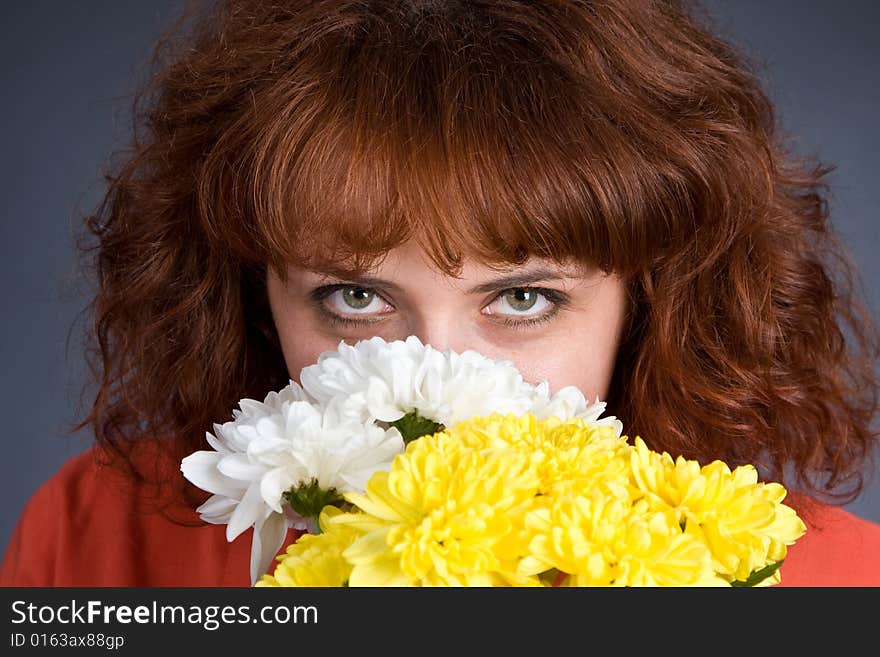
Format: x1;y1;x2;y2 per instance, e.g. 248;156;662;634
180;393;404;585
299;335;522;424
299;335;622;433
529;381;624;437
182;337;622;584
232;379;314;423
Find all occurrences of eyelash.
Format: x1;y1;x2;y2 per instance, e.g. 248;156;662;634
308;284;569;330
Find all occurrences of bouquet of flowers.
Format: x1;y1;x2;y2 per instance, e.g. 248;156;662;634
181;336;806;587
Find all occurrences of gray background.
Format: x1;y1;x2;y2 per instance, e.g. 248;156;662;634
2;1;879;556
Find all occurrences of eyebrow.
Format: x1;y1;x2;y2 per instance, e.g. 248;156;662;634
318;267;576;295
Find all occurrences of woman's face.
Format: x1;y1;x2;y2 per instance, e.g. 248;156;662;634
266;240;629;401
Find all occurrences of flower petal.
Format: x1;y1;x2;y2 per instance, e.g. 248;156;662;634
180;452;247;498
196;495;238;524
217;453;267;481
250;511;289;586
226;484;267;542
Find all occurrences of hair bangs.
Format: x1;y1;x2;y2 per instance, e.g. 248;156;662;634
229;1;674;283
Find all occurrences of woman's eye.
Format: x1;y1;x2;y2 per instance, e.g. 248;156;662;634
310;283;566;329
325;285;392;315
485;288;555;318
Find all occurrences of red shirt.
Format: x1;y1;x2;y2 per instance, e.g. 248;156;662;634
2;445;879;587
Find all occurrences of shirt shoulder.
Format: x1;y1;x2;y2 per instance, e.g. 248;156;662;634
0;443;262;587
778;501;880;587
1;448;100;586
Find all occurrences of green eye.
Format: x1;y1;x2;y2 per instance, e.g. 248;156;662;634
340;286;375;310
502;288;539;312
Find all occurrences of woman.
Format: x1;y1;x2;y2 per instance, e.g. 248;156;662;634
2;0;878;586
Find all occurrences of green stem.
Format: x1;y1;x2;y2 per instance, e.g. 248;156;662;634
388;410;445;444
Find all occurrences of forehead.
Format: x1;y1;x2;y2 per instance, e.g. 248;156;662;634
286;240;596;284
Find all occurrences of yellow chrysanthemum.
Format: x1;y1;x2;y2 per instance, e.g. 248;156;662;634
257;414;806;588
444;412;632;497
520;493;727;586
330;425;544;586
256;506;359;587
628;437;807;583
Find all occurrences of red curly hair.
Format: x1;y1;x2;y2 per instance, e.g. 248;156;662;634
71;0;880;519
